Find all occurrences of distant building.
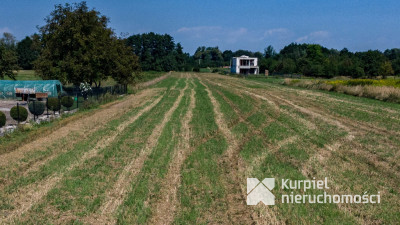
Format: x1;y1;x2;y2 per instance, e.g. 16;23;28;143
231;55;259;75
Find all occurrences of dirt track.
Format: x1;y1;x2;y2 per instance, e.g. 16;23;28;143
0;73;399;224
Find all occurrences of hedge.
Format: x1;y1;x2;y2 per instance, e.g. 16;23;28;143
0;111;6;127
10;106;28;122
28;101;46;116
48;97;61;112
61;96;74;109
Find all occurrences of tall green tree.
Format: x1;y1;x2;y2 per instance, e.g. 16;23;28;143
356;50;386;77
264;45;277;58
222;50;233;65
126;32;181;71
34;2;139;86
379;61;394;78
0;32;19;79
17;35;40;69
193;46;224;67
109;38;141;84
175;43;186;71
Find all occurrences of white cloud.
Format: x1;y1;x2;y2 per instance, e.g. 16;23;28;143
177;26;221;33
296;31;330;43
177;26;248;44
264;28;290;37
177;26;222;38
226;27;247;43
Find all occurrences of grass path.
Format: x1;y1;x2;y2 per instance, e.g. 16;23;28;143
198;78;255;224
89;78;188;224
149;76;196;224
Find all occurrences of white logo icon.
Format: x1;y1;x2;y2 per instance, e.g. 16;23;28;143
247;178;275;205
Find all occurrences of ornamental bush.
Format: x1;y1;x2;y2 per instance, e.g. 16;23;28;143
10;106;28;122
28;101;46;116
61;96;74;109
48;97;61;112
0;111;6;127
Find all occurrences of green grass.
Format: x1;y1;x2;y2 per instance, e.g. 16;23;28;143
43;88;176;220
1;70;42;80
241;117;357;224
139;71;167;83
2;73;400;224
12;89;169;223
117;80;189;224
174;79;228;224
326;78;400;88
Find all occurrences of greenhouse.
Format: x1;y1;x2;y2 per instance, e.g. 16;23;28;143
0;80;63;100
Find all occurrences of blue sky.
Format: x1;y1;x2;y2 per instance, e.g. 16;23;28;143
1;0;399;54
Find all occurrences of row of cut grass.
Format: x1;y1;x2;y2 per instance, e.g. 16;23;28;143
13;82;181;223
228;76;400;224
174;79;228;224
37;88;180;223
211;77;359;223
117;79;190;224
0;90;165;214
245;76;400;111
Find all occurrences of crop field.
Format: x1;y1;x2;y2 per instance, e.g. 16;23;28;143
0;72;399;224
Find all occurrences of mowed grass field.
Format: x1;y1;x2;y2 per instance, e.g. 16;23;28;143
0;72;399;224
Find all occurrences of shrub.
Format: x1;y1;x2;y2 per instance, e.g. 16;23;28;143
28;101;46;116
81;98;99;110
10;106;28;122
0;111;6;127
346;79;374;86
61;96;74;109
47;97;61;112
99;92;117;103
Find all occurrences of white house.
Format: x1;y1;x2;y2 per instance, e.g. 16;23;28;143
231;55;259;75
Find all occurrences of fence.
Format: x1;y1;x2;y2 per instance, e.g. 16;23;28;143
0;84;127;127
63;84;127;109
63;84;128;98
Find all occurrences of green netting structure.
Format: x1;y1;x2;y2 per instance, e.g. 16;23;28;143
0;80;63;99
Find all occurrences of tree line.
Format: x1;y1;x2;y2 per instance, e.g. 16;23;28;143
188;44;399;78
1;1;400;84
1;2;140;86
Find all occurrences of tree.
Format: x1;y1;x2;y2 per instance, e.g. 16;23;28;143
0;32;19;79
233;49;255;57
126;32;180;71
193;46;223;68
281;58;296;74
379;61;394;78
34;2;139;86
222;50;233;65
264;45;277;59
259;57;278;74
306;44;324;64
109;38;141;84
175;43;186;71
280;43;308;61
392;58;400;75
17;36;39;69
357;50;386;78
